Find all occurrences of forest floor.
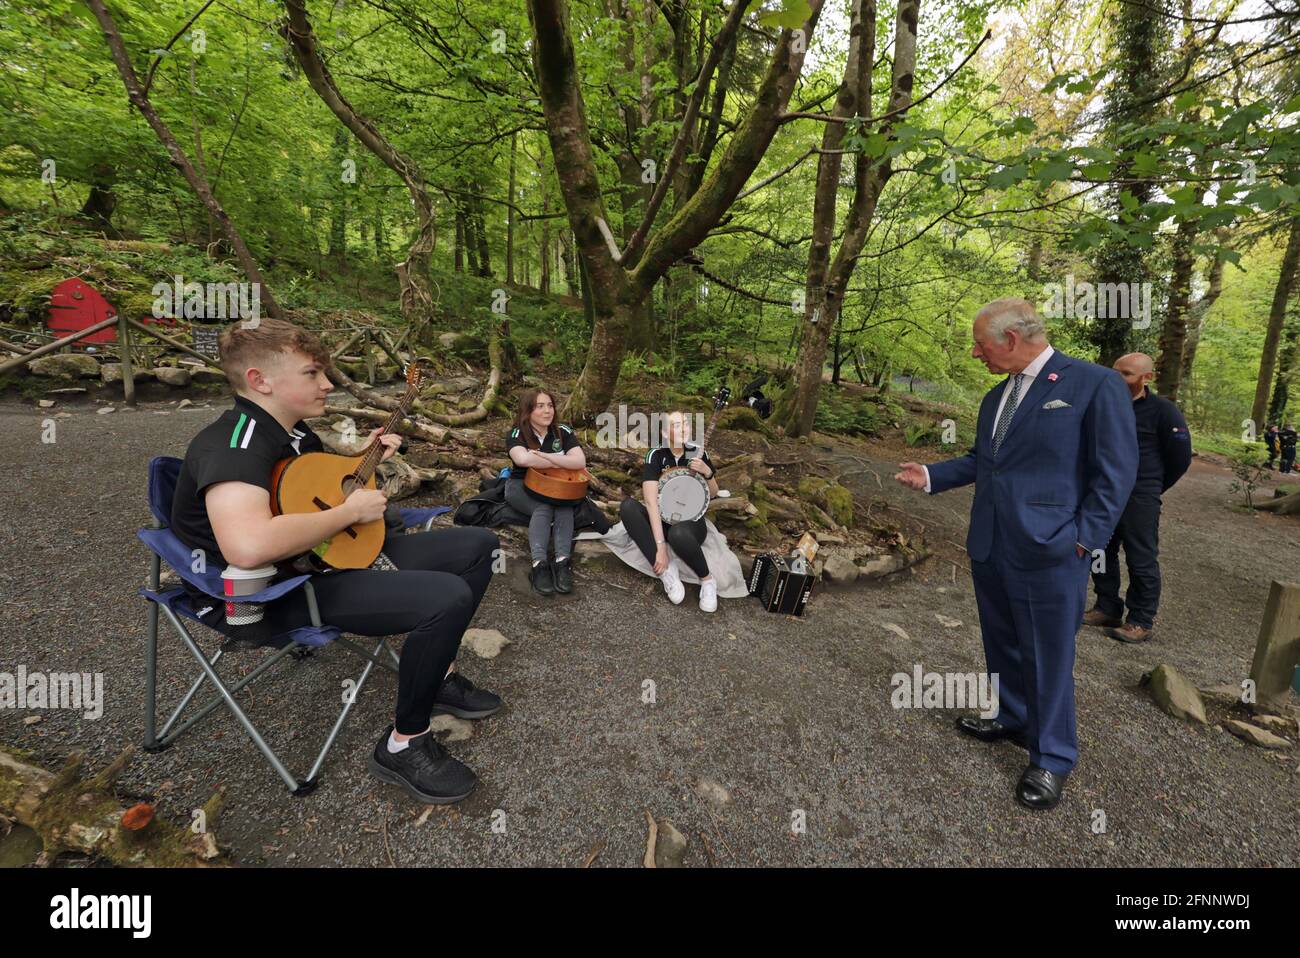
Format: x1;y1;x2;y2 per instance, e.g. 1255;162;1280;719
1;390;1298;868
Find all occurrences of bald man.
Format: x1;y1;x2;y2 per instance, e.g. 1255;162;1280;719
1082;353;1191;643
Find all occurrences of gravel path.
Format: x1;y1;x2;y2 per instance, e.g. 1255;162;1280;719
1;395;1296;867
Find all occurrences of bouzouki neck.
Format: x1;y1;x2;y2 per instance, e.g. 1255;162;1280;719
350;375;420;486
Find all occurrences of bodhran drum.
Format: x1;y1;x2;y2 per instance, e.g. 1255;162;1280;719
657;467;710;523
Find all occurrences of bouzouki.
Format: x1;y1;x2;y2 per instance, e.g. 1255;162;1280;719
656;386;730;523
270;362;426;570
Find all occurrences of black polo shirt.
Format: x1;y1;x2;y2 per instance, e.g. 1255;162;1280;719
505;422;579;479
1132;387;1191;494
641;446;715;482
171;394;323;568
1280;427;1298;452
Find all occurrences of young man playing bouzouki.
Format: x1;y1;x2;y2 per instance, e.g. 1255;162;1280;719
170;318;501;804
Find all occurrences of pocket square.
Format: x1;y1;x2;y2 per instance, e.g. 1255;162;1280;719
1042;399;1072;410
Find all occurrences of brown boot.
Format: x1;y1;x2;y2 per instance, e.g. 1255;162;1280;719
1105;622;1153;643
1082;607;1122;628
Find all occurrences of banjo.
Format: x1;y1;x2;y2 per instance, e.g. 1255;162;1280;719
656;386;730;523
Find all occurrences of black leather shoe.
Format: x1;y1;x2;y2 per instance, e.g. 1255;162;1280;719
551;557;574;594
530;561;555;596
1016;764;1067;810
367;726;477;804
433;671;503;719
955;715;1028;748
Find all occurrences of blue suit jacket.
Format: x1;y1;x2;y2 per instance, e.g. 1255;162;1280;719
928;350;1137;567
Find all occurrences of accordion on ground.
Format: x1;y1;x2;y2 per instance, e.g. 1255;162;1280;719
747;553;815;616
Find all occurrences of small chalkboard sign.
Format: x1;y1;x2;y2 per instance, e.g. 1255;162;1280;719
192;325;220;359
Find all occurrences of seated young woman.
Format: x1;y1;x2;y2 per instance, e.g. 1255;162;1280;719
505;388;586;596
618;410;720;612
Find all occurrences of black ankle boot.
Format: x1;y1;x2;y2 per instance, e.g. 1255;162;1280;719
530;561;555;596
551;557;574;594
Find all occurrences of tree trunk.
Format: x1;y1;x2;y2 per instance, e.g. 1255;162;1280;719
454;205;465;273
1267;308;1299;424
86;0;281;317
506;133;517;285
1251;214;1300;429
527;0;824;420
1178;246;1226;390
79;162;120;236
282;0;434;336
472;194;491;277
1088;0;1171;366
777;0;923;438
328;127;349;263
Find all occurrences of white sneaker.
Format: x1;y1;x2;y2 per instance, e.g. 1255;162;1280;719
660;564;685;605
699;579;718;613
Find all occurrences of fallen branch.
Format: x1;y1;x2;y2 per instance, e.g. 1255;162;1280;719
0;747;225;866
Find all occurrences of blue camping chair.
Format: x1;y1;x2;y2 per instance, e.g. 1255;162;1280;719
137;456;449;795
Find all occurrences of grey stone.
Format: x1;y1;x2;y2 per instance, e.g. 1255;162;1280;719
153;367;192;387
177;399;195;410
461;627;511;659
29;353;99;378
859;554;905;579
100;363;153;384
429;714;473;742
1224;720;1291;749
821;553;859;584
37;400;55;409
96;406;116;415
653;820;688;868
191;367;227;383
1147;664;1208;725
695;778;732;808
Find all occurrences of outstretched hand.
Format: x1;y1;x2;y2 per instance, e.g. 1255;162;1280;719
894;462;928;491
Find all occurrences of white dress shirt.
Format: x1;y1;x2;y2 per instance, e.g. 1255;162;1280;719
923;345;1055;493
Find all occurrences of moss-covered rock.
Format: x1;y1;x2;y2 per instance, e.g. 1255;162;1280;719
797;477;854;528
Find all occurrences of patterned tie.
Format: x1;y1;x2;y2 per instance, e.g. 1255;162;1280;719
991;373;1025;457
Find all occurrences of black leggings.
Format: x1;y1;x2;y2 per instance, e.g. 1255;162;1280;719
619;498;710;578
262;526;499;734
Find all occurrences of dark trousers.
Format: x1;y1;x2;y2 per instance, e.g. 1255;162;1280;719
971;527;1089;776
619;498;710;578
263;526;499;734
1282;448;1296;474
1091;492;1161;628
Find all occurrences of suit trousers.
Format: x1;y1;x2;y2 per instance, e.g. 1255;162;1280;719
969;527;1090;776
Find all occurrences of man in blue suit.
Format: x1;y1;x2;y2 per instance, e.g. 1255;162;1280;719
895;298;1136;809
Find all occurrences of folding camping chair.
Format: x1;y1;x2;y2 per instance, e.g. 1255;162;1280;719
137;456;449;796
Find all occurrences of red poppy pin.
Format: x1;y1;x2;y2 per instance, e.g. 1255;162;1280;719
1047;372;1059;382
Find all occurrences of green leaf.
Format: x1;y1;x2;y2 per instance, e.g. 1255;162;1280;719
758;0;812;29
1033;159;1073;184
988;164;1026;189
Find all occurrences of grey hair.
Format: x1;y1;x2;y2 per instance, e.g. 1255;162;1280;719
977;298;1046;344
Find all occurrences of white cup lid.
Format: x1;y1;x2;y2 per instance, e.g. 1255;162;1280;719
221;564;277;579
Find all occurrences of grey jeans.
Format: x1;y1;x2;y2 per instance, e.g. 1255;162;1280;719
505;477;576;563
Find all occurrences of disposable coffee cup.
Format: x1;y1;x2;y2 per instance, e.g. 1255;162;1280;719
221;564;277;626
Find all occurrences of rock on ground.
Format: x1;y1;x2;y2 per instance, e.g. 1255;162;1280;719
653;820;688;867
461;628;511;659
1224;720;1292;749
29;353;99;378
1146;664;1208;725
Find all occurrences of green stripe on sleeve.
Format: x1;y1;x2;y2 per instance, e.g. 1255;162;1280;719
229;412;247;448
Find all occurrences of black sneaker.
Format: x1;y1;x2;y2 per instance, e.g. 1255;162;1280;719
551;557;574;594
530;561;555;596
367;726;477;804
432;671;503;719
